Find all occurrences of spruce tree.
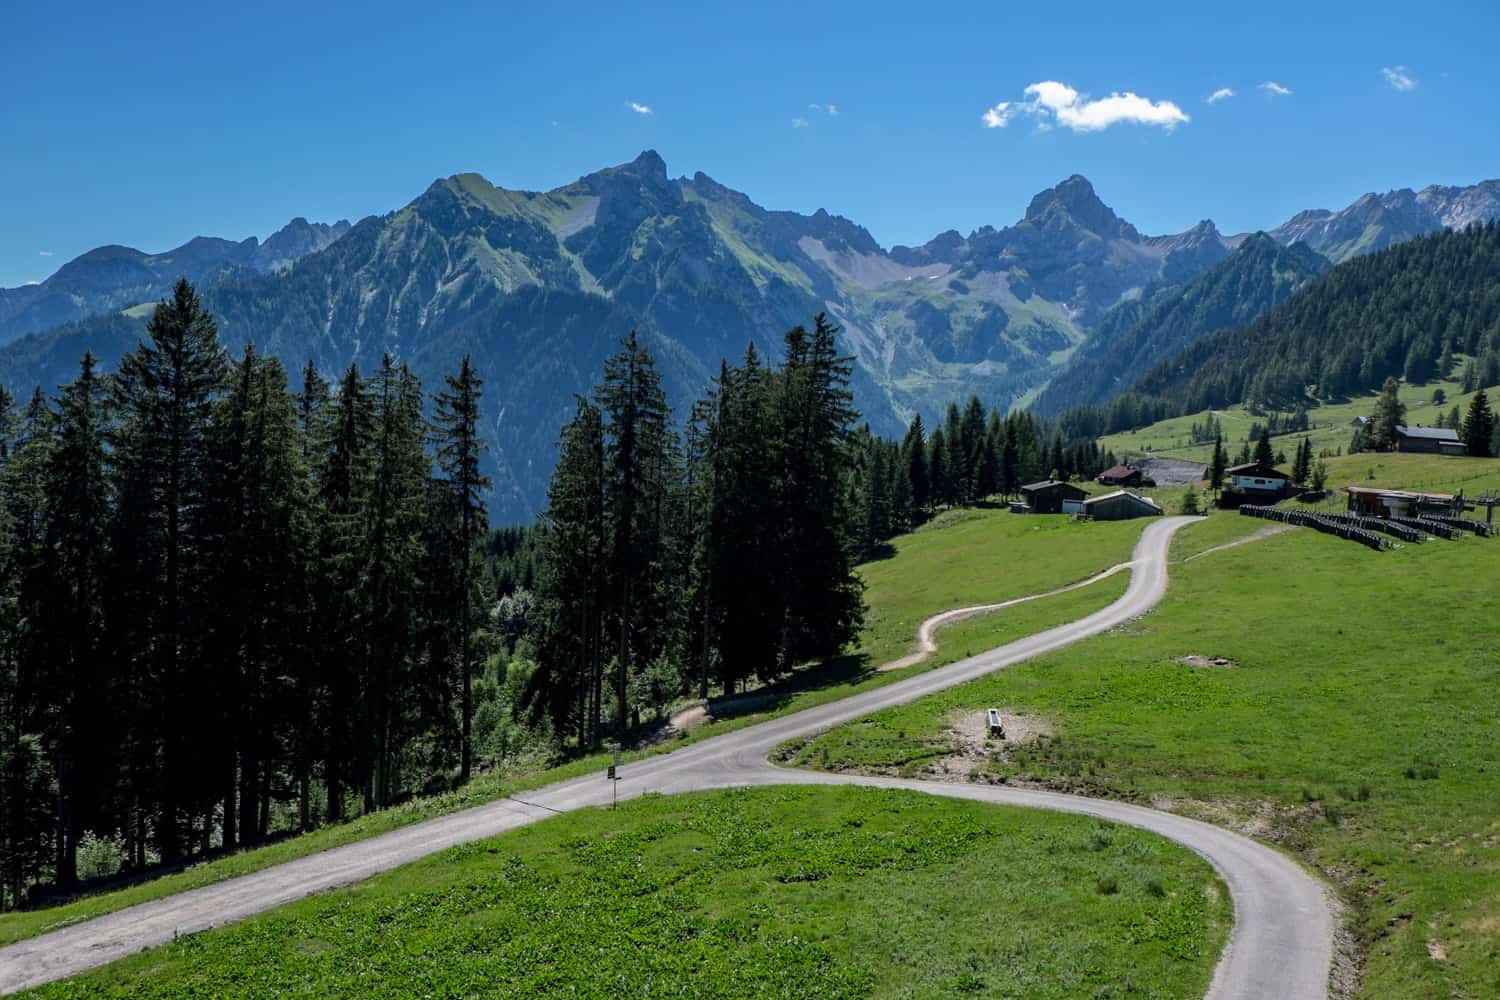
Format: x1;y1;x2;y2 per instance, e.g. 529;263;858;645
594;332;675;732
0;388;57;903
1371;376;1406;450
999;421;1020;498
927;427;948;509
40;354;111;884
432;355;491;781
526;397;607;742
1209;435;1227;495
312;363;374;822
774;315;863;670
109;278;227;861
974;424;1000;500
1291;437;1311;484
203;347;308;846
361;357;429;808
959;397;986;503
902;415;929;515
705;350;780;697
888;442;914;533
1461;389;1495;457
1254;429;1274;467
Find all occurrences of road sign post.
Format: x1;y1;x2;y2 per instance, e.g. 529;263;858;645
606;746;621;809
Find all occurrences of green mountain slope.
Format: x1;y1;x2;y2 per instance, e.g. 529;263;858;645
1113;222;1500;422
1032;234;1328;416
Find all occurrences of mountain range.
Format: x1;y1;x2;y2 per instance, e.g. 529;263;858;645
2;154;1496;520
0;218;351;347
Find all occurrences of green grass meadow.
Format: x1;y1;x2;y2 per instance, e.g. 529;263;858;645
790;456;1500;998
1098;373;1488;468
22;787;1230;1000
855;505;1146;666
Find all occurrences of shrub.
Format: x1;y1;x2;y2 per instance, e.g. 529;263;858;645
77;832;127;882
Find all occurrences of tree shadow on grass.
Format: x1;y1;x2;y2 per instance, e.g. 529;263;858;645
699;652;875;722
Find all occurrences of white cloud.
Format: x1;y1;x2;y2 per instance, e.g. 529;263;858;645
1206;87;1235;104
38;250;53;257
981;102;1010;127
1381;66;1417;92
22;280;41;286
808;103;839;116
791;117;809;128
628;101;653;115
1260;80;1292;97
981;80;1188;132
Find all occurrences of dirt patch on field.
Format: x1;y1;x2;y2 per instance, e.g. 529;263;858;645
1175;654;1237;669
922;708;1054;782
1180;796;1324;845
1463;913;1499;934
668;703;709;732
1135;456;1207;486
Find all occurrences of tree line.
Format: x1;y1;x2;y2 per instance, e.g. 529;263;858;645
0;281;490;906
847;401;1120;559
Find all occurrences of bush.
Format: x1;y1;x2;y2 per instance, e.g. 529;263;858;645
629;654;686;723
77;832;127;881
1179;491;1201;515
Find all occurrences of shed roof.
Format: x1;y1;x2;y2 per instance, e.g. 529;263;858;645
1084;489;1162;511
1098;463;1140;479
1396;425;1460;442
1020;479;1086;494
1344;486;1454;502
1226;462;1289;479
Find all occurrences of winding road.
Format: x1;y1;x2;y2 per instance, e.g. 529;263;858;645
0;516;1333;998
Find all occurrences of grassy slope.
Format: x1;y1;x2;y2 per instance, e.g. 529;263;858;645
856;506;1144;666
1099;372;1487;467
22;787;1230;1000
0;507;1152;947
790;454;1500;998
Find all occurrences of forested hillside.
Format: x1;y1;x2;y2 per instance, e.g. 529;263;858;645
0;278;877;907
1033;235;1327;416
0;282;496;904
1055;222;1500;439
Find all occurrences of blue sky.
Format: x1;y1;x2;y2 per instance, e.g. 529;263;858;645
3;0;1497;288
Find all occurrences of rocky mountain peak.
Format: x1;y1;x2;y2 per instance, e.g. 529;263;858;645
588;149;669;186
1022;174;1138;240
